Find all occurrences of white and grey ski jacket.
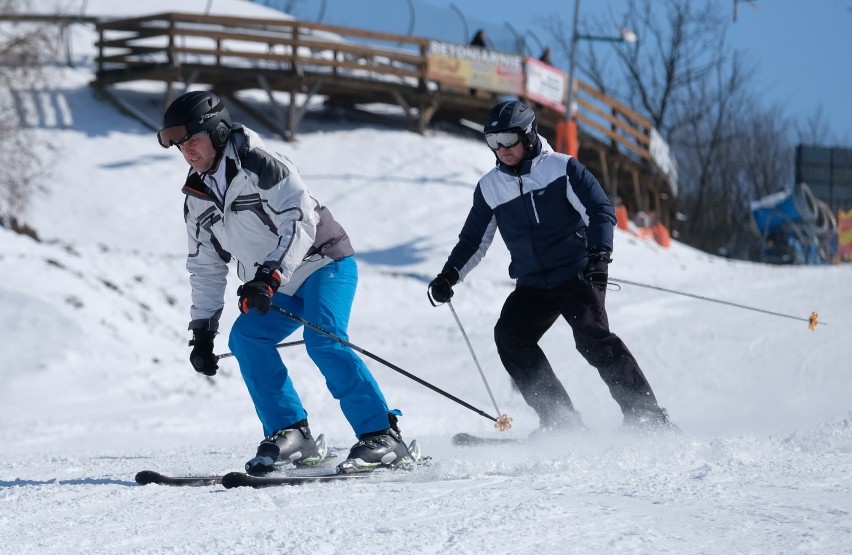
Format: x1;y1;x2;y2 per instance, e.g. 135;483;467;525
182;126;353;332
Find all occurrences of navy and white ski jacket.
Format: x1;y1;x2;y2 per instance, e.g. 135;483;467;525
182;126;353;332
445;136;616;289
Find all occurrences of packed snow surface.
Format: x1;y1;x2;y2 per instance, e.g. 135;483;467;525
1;1;850;553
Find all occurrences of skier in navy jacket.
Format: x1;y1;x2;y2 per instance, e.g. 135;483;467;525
428;100;672;431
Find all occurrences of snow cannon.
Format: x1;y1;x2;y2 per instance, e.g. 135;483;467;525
750;182;818;235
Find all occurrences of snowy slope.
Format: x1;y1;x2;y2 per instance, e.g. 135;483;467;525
1;1;851;553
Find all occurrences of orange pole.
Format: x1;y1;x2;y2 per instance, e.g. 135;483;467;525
555;120;567;153
566;119;578;158
555;120;579;158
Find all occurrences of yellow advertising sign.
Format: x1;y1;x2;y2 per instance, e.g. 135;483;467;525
838;209;852;261
427;41;524;95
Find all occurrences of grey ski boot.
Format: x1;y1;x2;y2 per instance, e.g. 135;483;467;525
245;420;326;475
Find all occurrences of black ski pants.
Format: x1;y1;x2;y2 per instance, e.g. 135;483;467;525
494;278;659;428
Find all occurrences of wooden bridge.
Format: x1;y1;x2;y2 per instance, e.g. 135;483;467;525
86;12;674;227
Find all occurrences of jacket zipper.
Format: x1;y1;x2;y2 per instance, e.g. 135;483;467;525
519;175;540;224
518;173;550;287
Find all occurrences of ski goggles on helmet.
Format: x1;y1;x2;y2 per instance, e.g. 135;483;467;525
485;130;522;150
157;125;207;149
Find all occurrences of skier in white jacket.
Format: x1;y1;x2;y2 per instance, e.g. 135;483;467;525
158;91;411;474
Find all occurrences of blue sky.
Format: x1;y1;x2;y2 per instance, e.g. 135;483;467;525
725;0;851;144
287;0;852;145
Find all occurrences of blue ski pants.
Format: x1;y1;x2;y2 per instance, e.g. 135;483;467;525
229;256;393;438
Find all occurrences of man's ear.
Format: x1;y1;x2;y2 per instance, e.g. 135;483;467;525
213;122;230;148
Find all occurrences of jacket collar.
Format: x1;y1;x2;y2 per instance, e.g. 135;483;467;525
181;126;247;199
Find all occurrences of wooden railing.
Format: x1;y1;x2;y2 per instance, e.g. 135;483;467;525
92;12;661;177
575;80;653;164
95;12;430;89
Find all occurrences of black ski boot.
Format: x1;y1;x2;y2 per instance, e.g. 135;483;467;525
623;407;678;432
536;408;587;434
245;420;325;476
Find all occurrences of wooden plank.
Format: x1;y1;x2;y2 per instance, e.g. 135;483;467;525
161;47;422;80
0;14;100;24
576;113;652;162
95;13;174;30
98;12;429;48
97;51;169;64
576;97;649;147
168;28;424;65
578;79;651;130
95;28;170;46
298;20;430;48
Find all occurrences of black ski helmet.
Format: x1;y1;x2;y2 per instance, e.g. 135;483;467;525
159;90;232;150
483;100;539;155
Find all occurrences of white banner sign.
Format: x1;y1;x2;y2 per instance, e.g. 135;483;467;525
650;128;679;196
524;58;566;113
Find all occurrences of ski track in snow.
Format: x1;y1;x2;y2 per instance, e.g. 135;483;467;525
2;426;852;554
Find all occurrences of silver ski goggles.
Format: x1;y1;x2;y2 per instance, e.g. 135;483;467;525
485;131;522;150
157;125;207;149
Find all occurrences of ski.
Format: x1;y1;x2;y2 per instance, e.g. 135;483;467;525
134;462;339;488
221;470;369;488
452;432;525;447
135;433;335;487
222;439;426;488
135;437;427;488
135;470;223;487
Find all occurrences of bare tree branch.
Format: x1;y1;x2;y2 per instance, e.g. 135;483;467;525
0;0;58;232
541;0;798;260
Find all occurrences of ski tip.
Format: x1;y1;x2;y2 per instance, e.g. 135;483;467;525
452;432;522;447
135;470;162;485
221;471;249;489
451;433;476;446
134;470;225;487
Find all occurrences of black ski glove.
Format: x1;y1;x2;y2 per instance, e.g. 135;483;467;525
428;267;459;305
582;250;612;291
189;329;218;376
237;266;281;315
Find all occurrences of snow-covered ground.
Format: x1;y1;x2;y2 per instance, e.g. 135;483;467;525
1;1;850;553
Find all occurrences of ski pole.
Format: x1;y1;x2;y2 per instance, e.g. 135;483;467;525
447;301;512;430
608;277;825;330
217;340;305;361
268;304;502;424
